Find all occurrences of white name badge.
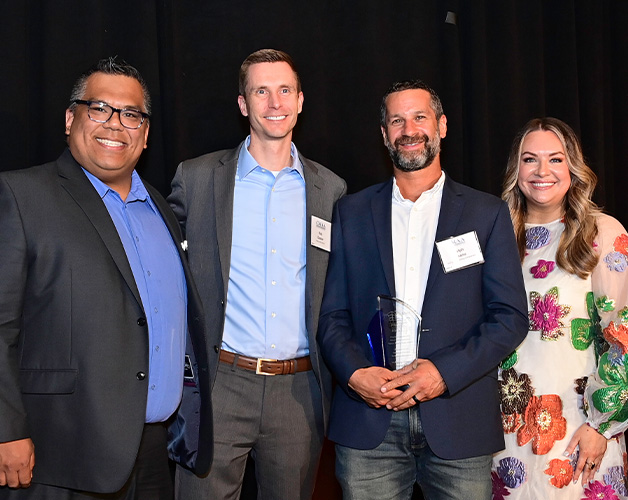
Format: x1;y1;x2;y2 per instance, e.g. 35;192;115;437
435;231;484;273
311;216;332;252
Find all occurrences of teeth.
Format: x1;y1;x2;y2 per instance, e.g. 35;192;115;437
532;182;554;187
97;138;124;147
266;115;287;121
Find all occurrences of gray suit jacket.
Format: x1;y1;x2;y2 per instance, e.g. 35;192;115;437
0;149;212;493
168;142;346;430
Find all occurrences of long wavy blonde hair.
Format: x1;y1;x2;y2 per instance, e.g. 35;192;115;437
502;117;600;279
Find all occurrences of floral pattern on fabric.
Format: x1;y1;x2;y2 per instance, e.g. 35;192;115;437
501;350;518;370
605;252;628;272
544;458;573;488
604;322;628;355
592;350;628;435
598;296;618;313
604;466;628;496
502;412;524;434
491;471;511;499
526;226;551;250
582;480;620;499
517;394;567;455
500;368;534;415
530;259;555;279
496;457;527;488
529;287;571;341
614;234;628;255
572;292;602;351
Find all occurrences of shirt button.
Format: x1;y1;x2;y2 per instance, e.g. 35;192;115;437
271;249;277;254
272;217;276;222
409;267;415;271
271;344;276;349
136;372;146;380
147;270;151;276
155;345;160;352
150;384;156;390
154;307;158;313
271;312;276;318
271;280;276;285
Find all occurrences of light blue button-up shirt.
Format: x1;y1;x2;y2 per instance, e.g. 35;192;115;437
222;137;308;359
83;168;187;422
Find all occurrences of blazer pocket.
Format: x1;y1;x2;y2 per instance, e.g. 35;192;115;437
20;369;77;394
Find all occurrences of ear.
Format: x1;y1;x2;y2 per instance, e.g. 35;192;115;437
438;114;448;139
143;121;150;149
380;125;388;144
65;108;75;135
238;95;249;117
297;91;304;114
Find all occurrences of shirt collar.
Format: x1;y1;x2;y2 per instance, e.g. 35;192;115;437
81;167;150;203
237;135;304;180
392;170;446;203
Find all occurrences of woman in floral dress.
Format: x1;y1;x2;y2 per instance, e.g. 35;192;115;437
491;117;628;500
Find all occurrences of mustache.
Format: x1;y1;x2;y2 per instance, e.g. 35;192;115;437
394;134;428;147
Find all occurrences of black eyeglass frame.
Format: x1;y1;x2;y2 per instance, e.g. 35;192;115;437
72;99;150;129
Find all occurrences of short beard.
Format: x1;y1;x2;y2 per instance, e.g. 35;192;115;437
385;132;440;172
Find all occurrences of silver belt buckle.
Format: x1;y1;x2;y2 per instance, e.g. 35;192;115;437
256;358;278;375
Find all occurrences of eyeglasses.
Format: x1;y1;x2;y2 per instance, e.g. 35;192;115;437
72;100;150;129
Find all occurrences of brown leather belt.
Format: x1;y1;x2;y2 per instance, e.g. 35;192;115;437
219;349;312;376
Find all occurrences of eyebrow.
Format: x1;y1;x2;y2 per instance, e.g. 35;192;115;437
521;150;565;156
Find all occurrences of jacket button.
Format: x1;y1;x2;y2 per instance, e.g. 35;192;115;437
136;372;146;380
214;345;219;353
137;317;147;326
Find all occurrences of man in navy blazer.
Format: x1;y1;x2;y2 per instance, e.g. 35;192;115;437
318;80;528;499
0;58;211;498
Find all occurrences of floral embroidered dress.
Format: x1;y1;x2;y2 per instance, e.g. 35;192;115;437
492;214;628;500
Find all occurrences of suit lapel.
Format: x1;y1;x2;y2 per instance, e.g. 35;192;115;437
214;146;239;299
56;150;143;309
303;157;325;329
424;177;465;300
372;179;395;297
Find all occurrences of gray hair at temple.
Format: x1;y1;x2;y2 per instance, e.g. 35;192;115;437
380;80;444;127
68;56;152;115
239;49;301;95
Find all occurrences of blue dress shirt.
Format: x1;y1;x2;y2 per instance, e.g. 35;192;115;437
82;168;187;422
222;137;307;359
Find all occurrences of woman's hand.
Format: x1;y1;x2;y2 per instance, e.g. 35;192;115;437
564;423;607;486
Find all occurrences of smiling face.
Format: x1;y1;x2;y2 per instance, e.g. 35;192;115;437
517;130;571;223
381;89;447;173
237;61;303;144
65;73;149;194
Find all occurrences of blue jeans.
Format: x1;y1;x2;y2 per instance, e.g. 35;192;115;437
335;408;492;500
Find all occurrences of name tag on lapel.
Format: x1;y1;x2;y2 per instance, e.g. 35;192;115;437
311;216;331;252
435;231;484;273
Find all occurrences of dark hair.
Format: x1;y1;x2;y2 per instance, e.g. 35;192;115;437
502;117;600;278
69;56;151;115
239;49;301;95
380;80;444;127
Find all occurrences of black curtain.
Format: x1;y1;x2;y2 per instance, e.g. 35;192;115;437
1;2;626;498
2;0;625;225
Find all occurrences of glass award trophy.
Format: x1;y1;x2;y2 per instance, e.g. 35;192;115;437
365;295;422;370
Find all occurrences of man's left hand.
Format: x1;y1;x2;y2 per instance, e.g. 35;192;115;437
381;359;446;411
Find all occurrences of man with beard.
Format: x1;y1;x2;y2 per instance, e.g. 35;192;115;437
317;80;528;499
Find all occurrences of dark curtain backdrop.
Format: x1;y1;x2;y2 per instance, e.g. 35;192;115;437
1;1;626;498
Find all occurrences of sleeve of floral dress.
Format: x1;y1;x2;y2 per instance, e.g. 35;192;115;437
584;213;628;438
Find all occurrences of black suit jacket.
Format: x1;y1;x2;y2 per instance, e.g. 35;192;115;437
0;149;212;493
318;176;528;458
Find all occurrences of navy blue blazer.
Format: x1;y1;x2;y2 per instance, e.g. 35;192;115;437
318;175;528;460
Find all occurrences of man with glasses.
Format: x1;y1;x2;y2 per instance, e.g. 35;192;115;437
169;49;346;499
0;57;212;499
